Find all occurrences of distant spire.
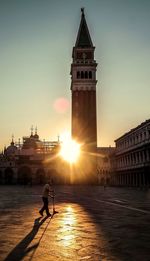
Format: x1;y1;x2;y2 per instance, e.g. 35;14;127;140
34;126;39;139
75;8;93;48
30;125;34;136
11;134;14;145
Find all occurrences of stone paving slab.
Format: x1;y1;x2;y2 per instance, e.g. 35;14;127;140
0;186;150;261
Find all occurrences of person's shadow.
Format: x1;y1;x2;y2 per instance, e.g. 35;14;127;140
4;216;49;261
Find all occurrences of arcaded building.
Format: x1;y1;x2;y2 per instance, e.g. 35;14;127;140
113;120;150;187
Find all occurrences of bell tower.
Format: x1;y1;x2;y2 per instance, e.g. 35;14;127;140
71;9;98;183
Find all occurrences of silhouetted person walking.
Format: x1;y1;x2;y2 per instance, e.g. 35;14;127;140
39;183;52;217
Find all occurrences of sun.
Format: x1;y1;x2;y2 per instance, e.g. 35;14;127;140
59;133;81;163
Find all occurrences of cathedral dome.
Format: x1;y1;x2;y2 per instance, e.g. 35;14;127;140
33;134;39;140
33;127;39;140
22;137;37;149
6;142;18;155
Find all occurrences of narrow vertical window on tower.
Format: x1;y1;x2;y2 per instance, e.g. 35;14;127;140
81;71;84;79
77;71;80;79
89;71;92;79
85;71;88;78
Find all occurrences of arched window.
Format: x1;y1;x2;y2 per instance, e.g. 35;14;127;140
85;71;88;78
81;71;84;79
89;71;92;79
17;166;32;185
77;71;80;79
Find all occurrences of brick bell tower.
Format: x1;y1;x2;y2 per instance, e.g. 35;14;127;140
70;8;98;183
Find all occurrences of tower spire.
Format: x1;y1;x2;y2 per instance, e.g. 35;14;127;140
81;7;84;15
75;8;93;48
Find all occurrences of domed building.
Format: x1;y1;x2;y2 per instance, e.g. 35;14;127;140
0;128;62;185
4;137;18;158
22;127;42;150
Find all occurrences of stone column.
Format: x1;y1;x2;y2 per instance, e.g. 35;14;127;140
135;153;138;165
146;150;149;162
123;174;125;186
123;156;125;168
115;176;117;186
135;173;138;187
139;173;142;187
143;173;145;187
131;173;133;187
118;175;120;186
133;173;135;187
148;149;150;161
139;151;142;164
126;174;127;186
146;130;149;140
126;174;129;186
142;151;145;163
133;153;136;165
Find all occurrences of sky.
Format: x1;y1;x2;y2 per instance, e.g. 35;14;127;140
0;0;150;150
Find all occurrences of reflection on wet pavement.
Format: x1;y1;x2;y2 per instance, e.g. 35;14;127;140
0;186;150;261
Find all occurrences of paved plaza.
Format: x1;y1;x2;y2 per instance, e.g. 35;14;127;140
0;185;150;261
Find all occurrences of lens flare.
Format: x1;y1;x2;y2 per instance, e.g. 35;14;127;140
59;133;80;163
53;97;69;114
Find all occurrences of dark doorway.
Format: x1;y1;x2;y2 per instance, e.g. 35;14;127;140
4;168;14;184
18;166;32;185
36;169;45;184
0;170;3;184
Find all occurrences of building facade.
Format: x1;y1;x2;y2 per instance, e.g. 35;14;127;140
70;9;98;183
0;129;63;185
97;147;116;185
112;120;150;187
